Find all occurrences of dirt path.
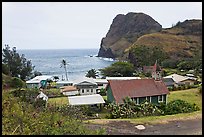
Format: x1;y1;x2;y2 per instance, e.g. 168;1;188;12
86;118;202;135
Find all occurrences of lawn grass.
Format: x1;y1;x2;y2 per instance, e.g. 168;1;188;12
47;96;68;106
86;88;202;125
168;88;202;110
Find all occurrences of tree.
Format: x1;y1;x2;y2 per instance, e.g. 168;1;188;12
86;69;98;78
2;44;34;80
100;61;135;77
60;59;68;81
53;76;59;82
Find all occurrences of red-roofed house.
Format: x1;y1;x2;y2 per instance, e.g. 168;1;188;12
106;79;169;105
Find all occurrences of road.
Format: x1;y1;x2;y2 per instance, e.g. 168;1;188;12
86;118;202;135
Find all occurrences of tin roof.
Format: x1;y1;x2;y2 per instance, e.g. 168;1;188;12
68;94;105;105
108;79;169;103
61;86;78;92
26;75;53;83
106;77;141;80
164;73;197;83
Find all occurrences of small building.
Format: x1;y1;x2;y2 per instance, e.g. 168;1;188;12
94;79;108;93
143;60;162;80
36;91;48;102
74;78;98;95
26;75;53;89
106;79;169;105
56;81;73;88
162;78;175;88
164;73;197;86
68;94;105;105
60;86;79;96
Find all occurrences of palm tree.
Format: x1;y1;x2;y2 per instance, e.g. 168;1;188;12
86;69;98;78
60;59;68;81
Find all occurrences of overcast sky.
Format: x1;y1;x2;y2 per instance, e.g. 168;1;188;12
2;2;202;50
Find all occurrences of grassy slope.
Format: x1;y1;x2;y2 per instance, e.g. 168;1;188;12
47;97;68;106
86;88;202;125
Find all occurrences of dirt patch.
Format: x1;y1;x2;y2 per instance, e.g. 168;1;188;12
86;118;202;135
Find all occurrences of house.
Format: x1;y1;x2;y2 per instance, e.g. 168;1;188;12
74;78;98;95
106;79;169;105
143;60;162;74
94;79;108;93
68;94;105;105
26;75;53;89
164;73;197;86
56;81;73;88
60;86;79;96
162;78;175;88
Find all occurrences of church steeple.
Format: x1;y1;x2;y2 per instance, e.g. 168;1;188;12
152;60;162;80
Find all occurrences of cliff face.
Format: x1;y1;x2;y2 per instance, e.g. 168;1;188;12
98;12;162;58
129;19;202;61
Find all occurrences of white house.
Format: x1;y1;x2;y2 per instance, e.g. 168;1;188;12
26;75;53;89
94;79;108;93
56;81;73;88
164;73;197;86
73;78;98;95
60;86;79;96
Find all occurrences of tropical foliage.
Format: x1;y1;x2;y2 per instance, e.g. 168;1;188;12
2;44;34;80
60;59;68;81
2;88;106;135
105;97;199;119
100;61;135;77
86;69;98;78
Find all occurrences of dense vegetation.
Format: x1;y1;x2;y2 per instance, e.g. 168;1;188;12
2;88;106;135
2;45;34;80
100;61;135;77
106;97;200;119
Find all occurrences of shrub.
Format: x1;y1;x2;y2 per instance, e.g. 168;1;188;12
164;99;200;115
10;77;25;89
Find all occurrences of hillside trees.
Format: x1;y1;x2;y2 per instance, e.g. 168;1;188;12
100;61;135;77
2;45;34;80
128;45;168;68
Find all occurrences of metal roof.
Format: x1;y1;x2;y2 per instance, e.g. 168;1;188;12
26;75;53;83
106;77;141;80
163;74;196;83
108;79;169;103
56;81;73;84
68;94;105;105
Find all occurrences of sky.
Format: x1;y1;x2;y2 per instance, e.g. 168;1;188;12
2;2;202;50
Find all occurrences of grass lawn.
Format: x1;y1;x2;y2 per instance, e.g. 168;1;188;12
168;88;202;110
86;88;202;125
48;96;68;106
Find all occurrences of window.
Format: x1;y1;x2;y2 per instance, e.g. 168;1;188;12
158;95;163;102
146;96;151;102
87;89;89;92
82;89;84;93
91;89;93;92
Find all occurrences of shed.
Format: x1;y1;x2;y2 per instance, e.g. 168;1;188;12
68;94;105;105
60;86;79;96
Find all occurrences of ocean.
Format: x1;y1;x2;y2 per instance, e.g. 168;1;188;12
18;49;115;81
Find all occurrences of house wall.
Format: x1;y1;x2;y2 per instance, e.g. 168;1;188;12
26;83;40;89
182;80;195;85
107;86;115;103
63;91;79;96
78;88;97;95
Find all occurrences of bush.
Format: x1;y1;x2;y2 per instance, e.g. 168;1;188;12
10;77;25;89
164;99;200;115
